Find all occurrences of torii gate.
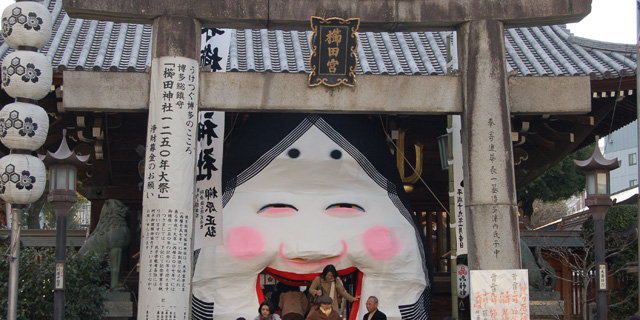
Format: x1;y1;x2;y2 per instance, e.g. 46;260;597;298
61;0;592;318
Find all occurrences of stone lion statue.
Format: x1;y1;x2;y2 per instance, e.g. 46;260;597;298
79;199;131;290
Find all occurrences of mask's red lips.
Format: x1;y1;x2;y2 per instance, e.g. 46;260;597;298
261;267;363;320
279;240;347;269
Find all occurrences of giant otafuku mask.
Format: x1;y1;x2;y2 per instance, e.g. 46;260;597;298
192;114;432;320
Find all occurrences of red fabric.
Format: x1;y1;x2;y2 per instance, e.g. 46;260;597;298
348;271;364;320
257;274;266;304
265;267;358;283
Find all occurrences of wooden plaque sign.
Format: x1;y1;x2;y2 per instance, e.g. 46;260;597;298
308;16;359;87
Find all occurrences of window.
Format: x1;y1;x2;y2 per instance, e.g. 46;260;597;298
631;179;638;187
629;153;637;165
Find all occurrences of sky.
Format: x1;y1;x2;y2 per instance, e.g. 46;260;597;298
0;0;636;44
566;0;637;44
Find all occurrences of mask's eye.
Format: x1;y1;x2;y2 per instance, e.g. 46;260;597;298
325;203;365;215
257;203;298;215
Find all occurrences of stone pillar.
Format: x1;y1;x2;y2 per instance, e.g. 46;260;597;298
137;15;200;319
458;20;521;270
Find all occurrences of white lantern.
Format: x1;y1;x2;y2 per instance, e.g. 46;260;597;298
2;2;52;49
0;154;46;204
2;51;52;100
0;102;49;151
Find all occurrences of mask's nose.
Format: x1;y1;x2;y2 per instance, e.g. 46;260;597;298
279;240;346;262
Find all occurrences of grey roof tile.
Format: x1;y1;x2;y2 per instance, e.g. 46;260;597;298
531;26;578;76
410;32;438;75
0;0;636;81
274;30;289;72
396;32;420;75
546;25;596;78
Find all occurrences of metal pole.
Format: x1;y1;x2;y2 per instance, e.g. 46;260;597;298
7;205;24;320
53;209;68;320
636;0;640;315
594;217;607;320
448;114;459;320
446;32;459;320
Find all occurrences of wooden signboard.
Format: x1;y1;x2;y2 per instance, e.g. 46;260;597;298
309;16;359;87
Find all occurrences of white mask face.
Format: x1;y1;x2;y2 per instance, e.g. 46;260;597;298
193;124;428;320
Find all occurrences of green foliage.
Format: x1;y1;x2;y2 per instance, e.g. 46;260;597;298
0;244;109;319
43;193;89;230
582;205;638;319
518;143;595;216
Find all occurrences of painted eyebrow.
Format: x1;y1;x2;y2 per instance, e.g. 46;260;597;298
257;203;299;213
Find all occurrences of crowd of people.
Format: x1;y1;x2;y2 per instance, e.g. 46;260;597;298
242;265;387;320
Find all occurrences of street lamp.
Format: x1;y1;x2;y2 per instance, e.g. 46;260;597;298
40;130;88;320
574;141;619;320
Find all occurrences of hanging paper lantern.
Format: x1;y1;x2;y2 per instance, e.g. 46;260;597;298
0;154;45;204
1;1;52;50
1;51;52;100
0;102;49;151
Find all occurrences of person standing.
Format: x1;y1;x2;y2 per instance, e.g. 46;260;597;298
306;296;341;320
279;285;309;320
309;265;359;313
363;297;386;320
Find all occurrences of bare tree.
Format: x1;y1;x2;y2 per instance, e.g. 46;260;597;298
530;199;568;229
542;221;637;320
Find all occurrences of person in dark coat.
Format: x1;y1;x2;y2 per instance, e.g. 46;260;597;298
305;296;341;320
363;296;386;320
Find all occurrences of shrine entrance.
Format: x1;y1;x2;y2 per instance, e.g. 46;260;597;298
59;0;594;318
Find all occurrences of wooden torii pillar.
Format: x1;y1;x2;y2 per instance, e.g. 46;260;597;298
62;0;592;318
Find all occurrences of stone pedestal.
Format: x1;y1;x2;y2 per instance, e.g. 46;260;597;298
529;298;564;320
103;291;134;320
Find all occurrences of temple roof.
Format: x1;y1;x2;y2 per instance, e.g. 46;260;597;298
0;0;636;213
0;0;636;80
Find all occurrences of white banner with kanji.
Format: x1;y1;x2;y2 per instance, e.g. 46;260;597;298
139;56;199;320
450;115;467;256
194;111;224;249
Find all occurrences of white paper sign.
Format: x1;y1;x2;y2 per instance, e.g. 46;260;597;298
138;56;199;319
194;111;224;249
55;262;64;290
457;264;470;298
598;264;607;290
470;269;530;320
450;115;468;256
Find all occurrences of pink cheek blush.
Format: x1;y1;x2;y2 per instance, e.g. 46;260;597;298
226;226;265;258
362;226;401;260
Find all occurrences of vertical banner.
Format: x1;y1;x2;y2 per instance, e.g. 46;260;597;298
195;26;229;250
470;269;530;320
200;28;231;72
139;56;199;319
451;115;468;256
194;111;224;249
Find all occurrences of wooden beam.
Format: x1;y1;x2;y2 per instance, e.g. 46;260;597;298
554;115;594;126
62;0;591;31
529;123;575;143
528;134;555;150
